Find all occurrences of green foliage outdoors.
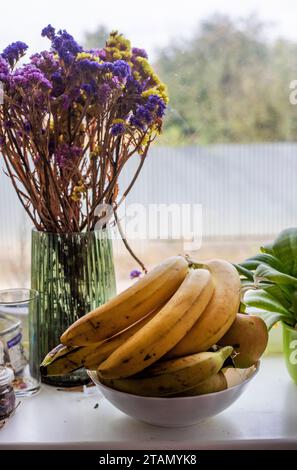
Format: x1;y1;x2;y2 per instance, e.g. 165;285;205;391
84;15;297;146
84;25;109;50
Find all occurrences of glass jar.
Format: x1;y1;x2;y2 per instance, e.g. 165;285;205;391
0;366;16;420
0;289;40;397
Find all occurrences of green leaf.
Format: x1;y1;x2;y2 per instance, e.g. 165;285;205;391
244;289;292;316
272;227;297;276
240;279;255;287
239;301;247;313
290;290;297;318
254;264;297;286
260;242;274;255
262;284;292;309
240;253;287;273
234;263;254;281
244;307;291;330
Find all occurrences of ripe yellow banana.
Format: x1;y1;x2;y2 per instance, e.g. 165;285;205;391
40;309;160;376
97;268;214;379
170;371;227;397
61;256;188;347
99;346;233;397
166;259;241;358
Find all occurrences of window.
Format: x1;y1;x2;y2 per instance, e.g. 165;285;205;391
1;0;297;296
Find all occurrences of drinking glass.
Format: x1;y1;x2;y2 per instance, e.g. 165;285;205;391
0;289;40;396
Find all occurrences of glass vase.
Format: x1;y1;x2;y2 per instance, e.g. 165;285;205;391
30;229;116;387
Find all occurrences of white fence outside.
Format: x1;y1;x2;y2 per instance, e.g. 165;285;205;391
1;143;297;287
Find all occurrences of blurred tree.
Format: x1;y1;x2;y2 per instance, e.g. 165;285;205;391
83;25;109;49
155;15;297;145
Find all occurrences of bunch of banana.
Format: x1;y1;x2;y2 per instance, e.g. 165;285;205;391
41;255;267;398
97;268;214;379
99;347;233;397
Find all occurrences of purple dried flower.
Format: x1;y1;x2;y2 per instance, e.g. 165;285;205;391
0;56;9;82
82;79;98;96
41;25;56;40
132;48;148;59
100;62;115;74
146;95;166;118
77;59;100;73
69;86;81;101
156;104;166;118
0;56;9;73
81;83;92;95
129;94;166;129
52;29;82;65
129;115;145;130
130;269;142;279
1;41;28;67
113;60;131;79
126;75;143;94
97;83;111;105
30;51;59;72
50;70;65;97
55;144;82;168
135;105;153;124
62;94;72;110
97;49;107;60
111;123;125;136
13;64;52;90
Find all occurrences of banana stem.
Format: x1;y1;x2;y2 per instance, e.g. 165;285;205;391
184;254;207;270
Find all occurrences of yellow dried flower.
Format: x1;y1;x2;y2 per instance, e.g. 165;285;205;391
112;118;125;124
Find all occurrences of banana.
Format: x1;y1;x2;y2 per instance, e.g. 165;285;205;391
166;259;241;358
218;314;268;368
40;309;160;376
61;256;188;347
97;269;215;379
170;371;227;397
99;346;233;397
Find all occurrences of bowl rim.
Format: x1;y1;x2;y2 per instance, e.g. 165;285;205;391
87;361;260;401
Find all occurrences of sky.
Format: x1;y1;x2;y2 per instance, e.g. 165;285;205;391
1;0;297;59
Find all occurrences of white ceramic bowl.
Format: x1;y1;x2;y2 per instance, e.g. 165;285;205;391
88;364;259;427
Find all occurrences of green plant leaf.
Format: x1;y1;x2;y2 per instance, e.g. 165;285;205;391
262;284;292;309
234;263;254;281
240;279;255;287
239;301;247;313
272;227;297;276
244;289;292;316
240;253;287;273
244;306;292;330
254;264;297;286
260;242;274;255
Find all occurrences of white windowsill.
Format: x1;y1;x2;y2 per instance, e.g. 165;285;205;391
1;355;296;450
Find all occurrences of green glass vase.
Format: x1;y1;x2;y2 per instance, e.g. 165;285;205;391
30;229;116;387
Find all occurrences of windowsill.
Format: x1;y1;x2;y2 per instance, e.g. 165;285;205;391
1;355;296;450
